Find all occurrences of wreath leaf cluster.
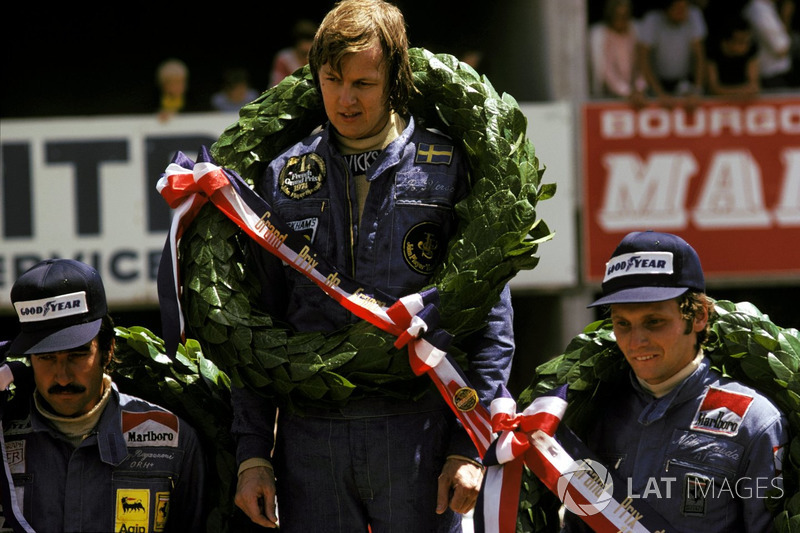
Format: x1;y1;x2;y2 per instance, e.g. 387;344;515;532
177;48;554;410
516;300;800;533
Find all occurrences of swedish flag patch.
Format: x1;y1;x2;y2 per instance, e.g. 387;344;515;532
415;143;453;165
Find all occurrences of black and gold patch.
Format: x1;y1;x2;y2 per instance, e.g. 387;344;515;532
453;387;479;412
402;221;444;275
280;153;325;199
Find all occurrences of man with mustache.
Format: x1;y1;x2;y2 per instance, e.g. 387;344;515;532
0;259;206;532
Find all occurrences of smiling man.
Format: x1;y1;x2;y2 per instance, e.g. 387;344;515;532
1;259;206;532
230;0;515;531
561;231;789;532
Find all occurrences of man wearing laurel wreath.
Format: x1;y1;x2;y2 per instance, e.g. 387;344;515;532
231;0;515;531
562;231;788;532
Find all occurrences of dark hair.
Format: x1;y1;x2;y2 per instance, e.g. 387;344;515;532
98;314;116;368
677;291;713;349
309;0;415;115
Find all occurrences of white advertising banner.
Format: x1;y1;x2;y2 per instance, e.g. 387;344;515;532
0;105;578;311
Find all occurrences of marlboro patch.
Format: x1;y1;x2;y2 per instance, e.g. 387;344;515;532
690;387;754;437
122;410;179;448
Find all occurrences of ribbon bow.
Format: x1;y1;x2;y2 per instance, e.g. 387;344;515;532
474;384;568;533
385;288;454;376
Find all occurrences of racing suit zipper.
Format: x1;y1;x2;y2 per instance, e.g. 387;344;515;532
340;159;356;277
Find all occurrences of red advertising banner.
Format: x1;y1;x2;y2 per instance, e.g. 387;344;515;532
583;97;800;283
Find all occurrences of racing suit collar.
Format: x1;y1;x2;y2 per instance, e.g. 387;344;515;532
630;354;711;426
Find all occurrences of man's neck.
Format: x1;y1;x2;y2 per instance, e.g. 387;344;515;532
637;351;704;398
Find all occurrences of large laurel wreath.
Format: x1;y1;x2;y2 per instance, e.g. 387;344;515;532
180;48;554;409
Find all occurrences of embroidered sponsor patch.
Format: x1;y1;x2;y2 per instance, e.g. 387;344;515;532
668;429;743;470
14;291;89;323
682;473;710;516
402;222;444;275
415;143;453;165
115;488;150;532
603;252;673;283
343;150;380;174
154;492;170;532
2;417;32;436
280;153;325;199
690;387;754;437
5;440;24;474
122;411;179;448
453;387;479;412
286;217;319;243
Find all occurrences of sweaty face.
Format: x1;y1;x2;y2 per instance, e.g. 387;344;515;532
318;42;391;140
610;299;707;385
31;338;107;417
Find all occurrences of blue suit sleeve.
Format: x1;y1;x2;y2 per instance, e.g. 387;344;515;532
446;283;515;461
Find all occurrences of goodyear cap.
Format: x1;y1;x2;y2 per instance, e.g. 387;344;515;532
589;231;705;307
9;259;108;354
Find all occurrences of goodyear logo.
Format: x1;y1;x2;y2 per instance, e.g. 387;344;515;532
115;488;150;532
603;252;673;283
415;143;453;165
14;291;88;323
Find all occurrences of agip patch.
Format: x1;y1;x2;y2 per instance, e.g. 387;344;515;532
280;153;325;199
115;488;150;532
402;222;444;275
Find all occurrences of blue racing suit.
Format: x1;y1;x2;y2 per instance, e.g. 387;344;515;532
562;356;788;533
1;383;206;533
232;117;515;531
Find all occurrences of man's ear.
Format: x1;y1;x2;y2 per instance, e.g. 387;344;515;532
693;303;709;332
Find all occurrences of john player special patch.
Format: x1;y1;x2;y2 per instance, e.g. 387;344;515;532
280;153;325;199
690;386;754;437
403;221;444;275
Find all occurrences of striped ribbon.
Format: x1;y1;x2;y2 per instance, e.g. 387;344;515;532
155;147;673;533
155;147;495;454
475;384;672;533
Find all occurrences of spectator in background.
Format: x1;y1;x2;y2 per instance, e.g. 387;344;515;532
589;0;646;103
156;58;189;122
779;0;800;84
744;0;794;89
269;19;318;87
211;68;260;112
637;0;707;105
706;15;760;97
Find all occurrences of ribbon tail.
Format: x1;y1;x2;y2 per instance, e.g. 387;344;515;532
474;460;525;533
